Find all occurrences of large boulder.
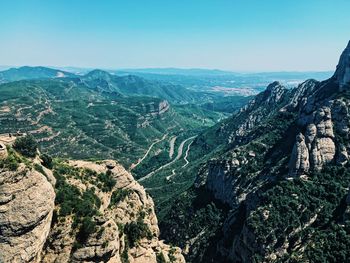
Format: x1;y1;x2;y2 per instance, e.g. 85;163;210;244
0;164;55;262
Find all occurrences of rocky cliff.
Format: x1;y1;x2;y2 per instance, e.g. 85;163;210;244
144;100;170;117
163;41;350;263
0;150;55;262
286;42;350;177
0;146;184;263
137;100;170;128
215;42;350;262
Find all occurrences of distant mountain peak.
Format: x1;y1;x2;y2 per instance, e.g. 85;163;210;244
265;81;282;91
262;81;286;102
334;40;350;88
0;66;74;83
84;69;112;79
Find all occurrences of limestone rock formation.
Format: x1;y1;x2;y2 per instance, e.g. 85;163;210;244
286;41;350;175
41;160;185;263
145;100;170;116
289;105;337;175
283;79;318;110
158;100;170;115
233;81;288;139
0;148;184;263
289;133;309;176
262;81;287;105
0;161;55;262
138;100;170;128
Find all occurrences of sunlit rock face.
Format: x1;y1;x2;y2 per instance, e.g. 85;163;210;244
0;165;55;262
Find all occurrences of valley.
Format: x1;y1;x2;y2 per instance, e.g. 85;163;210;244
0;43;349;263
0;74;225;167
2;1;350;263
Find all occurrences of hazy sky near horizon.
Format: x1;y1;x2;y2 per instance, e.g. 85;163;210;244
0;0;349;71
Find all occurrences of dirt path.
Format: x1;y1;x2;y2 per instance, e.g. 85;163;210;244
15;105;33;118
33;104;53;125
130;134;167;170
138;135;196;182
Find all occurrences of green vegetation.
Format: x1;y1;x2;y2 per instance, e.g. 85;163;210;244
110;188;131;207
304;222;350;263
156;252;167;263
132;148;170;178
0;76;239;236
0;66;74;82
168;247;177;262
34;163;47;178
55;178;100;219
124;218;153;247
13;135;38;157
76;216;97;244
0;78;227;167
157;95;301;261
0;148;22;171
97;170;116;192
160;188;227;262
41;153;53;169
120;247;129;263
248;165;350;263
53;161;101;245
199;95;252;113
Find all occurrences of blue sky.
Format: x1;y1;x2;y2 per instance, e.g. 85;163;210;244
0;0;349;71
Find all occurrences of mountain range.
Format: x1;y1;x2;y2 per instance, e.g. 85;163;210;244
0;66;203;103
160;41;350;262
0;41;349;263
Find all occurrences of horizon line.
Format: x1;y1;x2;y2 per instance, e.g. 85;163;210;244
0;65;336;75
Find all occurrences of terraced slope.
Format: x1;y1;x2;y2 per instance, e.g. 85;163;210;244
0;78;223;167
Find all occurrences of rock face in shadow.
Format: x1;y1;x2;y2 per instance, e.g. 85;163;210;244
334;40;350;89
289;133;310;176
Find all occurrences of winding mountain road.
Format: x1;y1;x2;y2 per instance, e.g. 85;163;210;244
182;139;194;168
138;135;196;182
130;134;167;170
